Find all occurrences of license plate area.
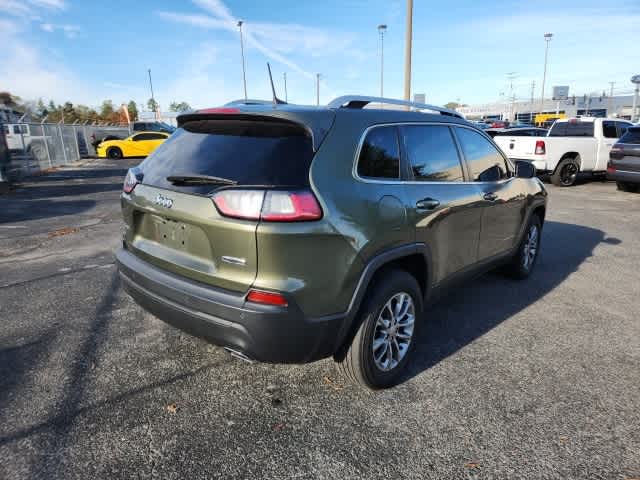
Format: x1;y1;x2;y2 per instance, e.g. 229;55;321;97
152;215;186;249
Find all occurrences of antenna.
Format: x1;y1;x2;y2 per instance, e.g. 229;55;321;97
267;63;286;105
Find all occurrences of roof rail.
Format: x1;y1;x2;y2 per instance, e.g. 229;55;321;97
225;99;274;106
327;95;465;119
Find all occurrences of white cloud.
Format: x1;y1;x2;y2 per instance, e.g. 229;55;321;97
158;0;364;86
40;22;80;38
0;0;65;17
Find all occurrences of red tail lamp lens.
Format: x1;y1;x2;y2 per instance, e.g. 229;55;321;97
246;289;288;307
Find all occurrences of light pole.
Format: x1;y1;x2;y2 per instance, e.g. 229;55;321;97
608;81;615;116
403;0;413;105
378;24;387;102
631;75;640;122
539;33;553;115
148;68;157;120
283;72;288;102
237;20;248;100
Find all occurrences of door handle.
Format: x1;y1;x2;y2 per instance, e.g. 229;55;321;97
416;198;440;210
483;192;498;202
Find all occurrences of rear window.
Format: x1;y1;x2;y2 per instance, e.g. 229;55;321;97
357;126;400;179
619;127;640;145
140;119;313;194
549;121;594;137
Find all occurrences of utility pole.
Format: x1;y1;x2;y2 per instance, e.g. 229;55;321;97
540;33;553;115
237;20;248;100
530;80;536;124
608;81;615;116
506;72;517;121
403;0;413;105
147;68;155;106
283;72;288;103
378;24;387;104
316;73;321;106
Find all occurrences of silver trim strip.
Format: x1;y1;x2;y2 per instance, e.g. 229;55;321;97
221;256;247;266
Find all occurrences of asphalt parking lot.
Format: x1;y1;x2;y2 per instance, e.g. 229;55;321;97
1;159;638;479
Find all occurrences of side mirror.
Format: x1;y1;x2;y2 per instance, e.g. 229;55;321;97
515;160;536;179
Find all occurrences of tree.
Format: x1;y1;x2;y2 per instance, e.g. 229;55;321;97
100;100;114;119
127;100;138;121
147;98;159;112
0;92;20;108
169;101;191;112
36;98;48;118
444;101;468;110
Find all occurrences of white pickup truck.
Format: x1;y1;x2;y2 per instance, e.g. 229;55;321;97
494;117;634;186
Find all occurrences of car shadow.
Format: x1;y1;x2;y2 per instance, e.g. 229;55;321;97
0;198;96;224
402;220;618;383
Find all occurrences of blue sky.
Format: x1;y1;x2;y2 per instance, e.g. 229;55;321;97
0;0;638;111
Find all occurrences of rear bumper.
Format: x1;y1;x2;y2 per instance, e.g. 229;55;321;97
116;248;343;363
510;158;548;173
607;169;640;184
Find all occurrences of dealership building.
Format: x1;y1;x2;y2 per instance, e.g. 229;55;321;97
457;94;637;122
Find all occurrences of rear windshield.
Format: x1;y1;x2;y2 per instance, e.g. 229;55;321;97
548;121;594;137
140;119;313;194
619;127;640;145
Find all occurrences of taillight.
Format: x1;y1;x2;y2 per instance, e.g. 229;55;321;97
123;169;139;194
246;289;288;307
535;140;546;155
607;162;616;173
211;189;322;222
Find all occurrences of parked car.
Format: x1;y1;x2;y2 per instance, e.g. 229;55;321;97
96;131;169;159
607;126;640;192
2;123;49;160
91;133;123;150
486;127;547;138
131;121;176;134
493;117;634;186
115;95;547;389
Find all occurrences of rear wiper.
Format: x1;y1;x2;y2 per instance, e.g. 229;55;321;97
166;174;237;185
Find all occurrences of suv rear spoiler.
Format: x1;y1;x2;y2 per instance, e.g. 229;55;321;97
176;109;335;152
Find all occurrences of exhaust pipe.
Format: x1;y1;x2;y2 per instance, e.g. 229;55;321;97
224;347;255;363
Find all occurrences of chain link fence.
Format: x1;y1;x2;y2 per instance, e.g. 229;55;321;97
0;122;130;182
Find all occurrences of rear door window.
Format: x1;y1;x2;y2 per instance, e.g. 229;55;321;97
140;119;314;194
455;127;510;182
357;126;400;179
400;125;464;181
618;127;640;145
616;122;632;138
602;121;618;138
549;121;594;137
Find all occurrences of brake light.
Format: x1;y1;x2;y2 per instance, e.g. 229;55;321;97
197;107;240;114
535;140;546;155
246;289;288;307
123;169;139;194
607;162;616;173
211;189;322;222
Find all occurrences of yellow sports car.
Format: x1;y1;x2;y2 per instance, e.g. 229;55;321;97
96;131;169;159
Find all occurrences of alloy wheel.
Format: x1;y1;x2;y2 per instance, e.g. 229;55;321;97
522;224;539;270
372;292;415;372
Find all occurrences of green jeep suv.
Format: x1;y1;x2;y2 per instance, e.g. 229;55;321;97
116;96;547;388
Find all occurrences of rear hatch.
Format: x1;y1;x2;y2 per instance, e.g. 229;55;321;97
122;108;334;293
610;127;640;172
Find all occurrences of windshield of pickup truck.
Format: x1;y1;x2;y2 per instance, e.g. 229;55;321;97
548;121;594;137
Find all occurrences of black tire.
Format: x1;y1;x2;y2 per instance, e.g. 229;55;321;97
504;214;542;279
616;181;639;193
336;269;423;389
107;147;123;160
551;157;580;187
